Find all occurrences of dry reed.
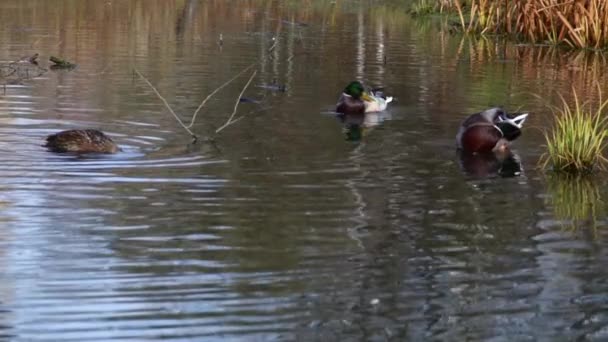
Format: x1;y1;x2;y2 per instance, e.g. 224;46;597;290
450;0;608;49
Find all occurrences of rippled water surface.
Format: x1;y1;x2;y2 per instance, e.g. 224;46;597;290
2;0;608;341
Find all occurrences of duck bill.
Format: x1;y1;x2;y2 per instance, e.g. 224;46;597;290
361;92;374;102
504;113;528;129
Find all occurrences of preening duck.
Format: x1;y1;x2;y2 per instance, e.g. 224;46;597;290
456;107;528;154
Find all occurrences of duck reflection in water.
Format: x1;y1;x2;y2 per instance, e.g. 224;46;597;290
458;149;523;178
337;111;391;142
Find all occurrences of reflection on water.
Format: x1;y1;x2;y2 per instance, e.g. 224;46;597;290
458;150;523;179
337;111;392;142
545;174;604;231
0;0;607;341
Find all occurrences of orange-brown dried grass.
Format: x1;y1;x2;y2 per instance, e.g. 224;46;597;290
452;0;608;49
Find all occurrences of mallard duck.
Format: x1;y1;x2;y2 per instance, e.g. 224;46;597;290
336;81;393;115
45;129;119;153
456;107;528;154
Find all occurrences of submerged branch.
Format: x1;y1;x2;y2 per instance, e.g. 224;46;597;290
187;62;256;129
134;33;278;142
215;70;258;133
133;68;198;141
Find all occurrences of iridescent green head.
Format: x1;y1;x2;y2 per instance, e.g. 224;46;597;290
343;81;366;99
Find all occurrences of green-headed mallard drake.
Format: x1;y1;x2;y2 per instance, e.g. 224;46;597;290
45;129;119;153
456;107;528;154
336;81;393;115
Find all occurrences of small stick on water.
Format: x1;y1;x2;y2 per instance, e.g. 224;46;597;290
187;62;256;129
230;105;272;126
90;63;111;76
267;37;278;52
215;70;257;133
133;68;198;141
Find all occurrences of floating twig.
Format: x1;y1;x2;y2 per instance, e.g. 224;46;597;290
226;105;271;129
215;70;257;133
187;62;256;129
267;37;278;53
90;63;112;76
133;68;198;141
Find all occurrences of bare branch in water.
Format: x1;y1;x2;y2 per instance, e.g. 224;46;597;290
215;70;257;133
267;37;278;53
229;105;272;128
133;68;198;141
90;63;112;76
134;33;278;141
187;62;256;129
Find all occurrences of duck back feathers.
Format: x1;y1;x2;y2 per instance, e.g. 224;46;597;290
45;129;119;153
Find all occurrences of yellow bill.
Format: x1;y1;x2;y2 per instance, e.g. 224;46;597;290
361;92;375;102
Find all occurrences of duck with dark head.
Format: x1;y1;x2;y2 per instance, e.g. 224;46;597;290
45;129;119;154
456;107;528;154
336;81;393;115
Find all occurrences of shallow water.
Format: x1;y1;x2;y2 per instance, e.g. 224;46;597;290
1;0;608;341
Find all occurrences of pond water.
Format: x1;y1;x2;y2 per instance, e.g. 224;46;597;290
1;0;608;341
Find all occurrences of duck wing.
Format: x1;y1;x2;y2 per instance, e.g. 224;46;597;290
458;124;503;153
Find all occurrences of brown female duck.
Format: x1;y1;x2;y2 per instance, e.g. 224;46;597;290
45;129;119;153
456;108;528;154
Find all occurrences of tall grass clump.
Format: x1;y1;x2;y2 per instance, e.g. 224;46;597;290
453;0;501;35
409;0;452;16
540;88;608;174
409;0;437;16
449;0;608;49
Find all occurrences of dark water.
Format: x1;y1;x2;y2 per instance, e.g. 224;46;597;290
1;0;608;340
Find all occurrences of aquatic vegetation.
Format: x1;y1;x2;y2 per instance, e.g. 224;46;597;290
408;0;452;16
447;0;608;49
409;0;439;16
540;89;608;173
49;56;77;69
453;0;501;35
545;173;604;231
